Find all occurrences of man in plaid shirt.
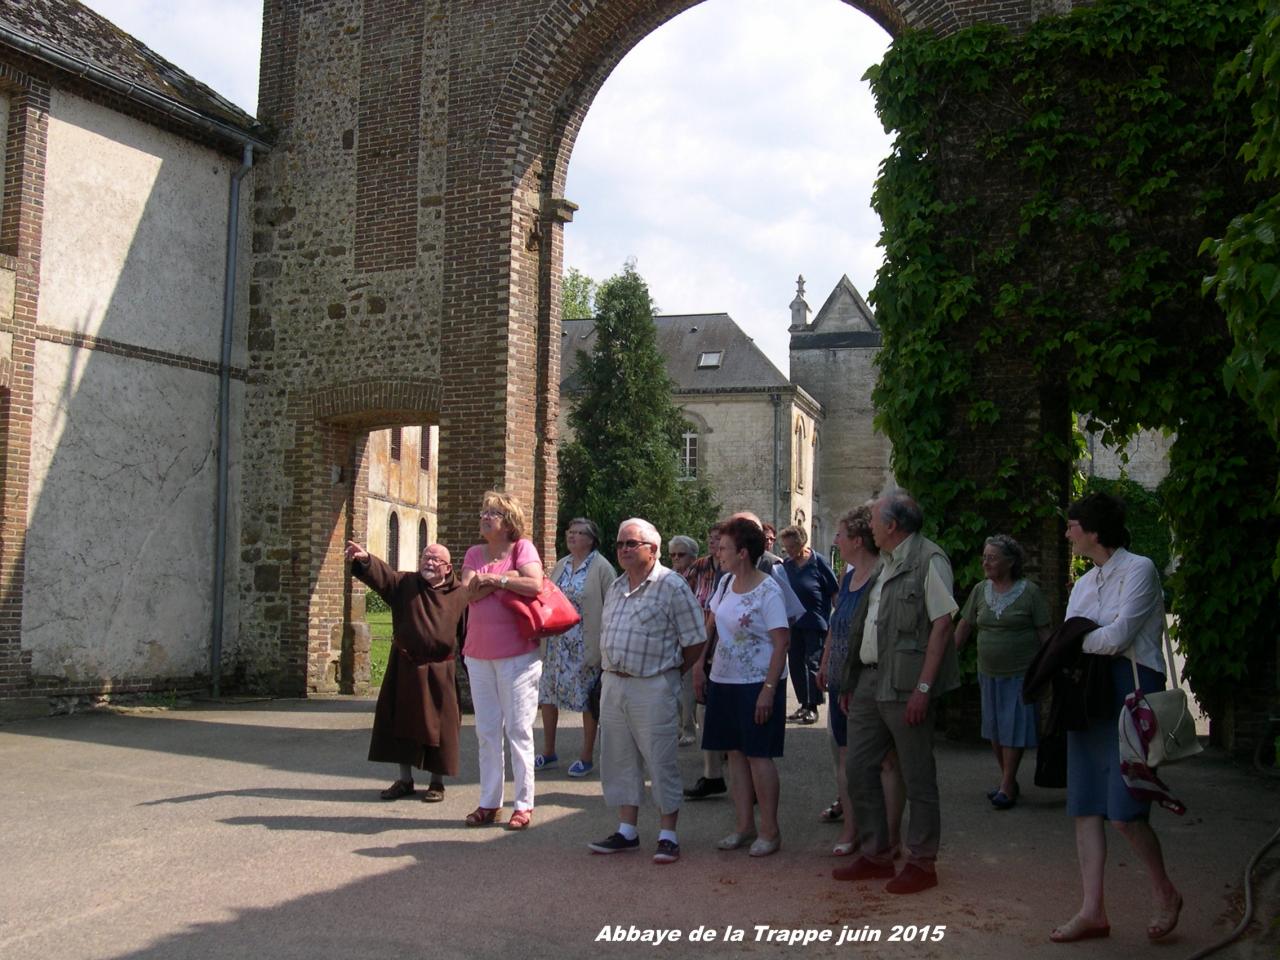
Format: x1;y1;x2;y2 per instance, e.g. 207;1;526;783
587;517;706;864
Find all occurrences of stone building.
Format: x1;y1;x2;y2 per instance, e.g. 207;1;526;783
0;1;266;715
559;274;894;554
364;424;439;571
789;274;894;551
560;312;822;536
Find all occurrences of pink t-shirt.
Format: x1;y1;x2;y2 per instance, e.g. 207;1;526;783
463;539;542;660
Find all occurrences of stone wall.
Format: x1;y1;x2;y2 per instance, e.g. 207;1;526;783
0;75;250;710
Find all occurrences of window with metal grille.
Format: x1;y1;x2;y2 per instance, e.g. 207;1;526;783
388;512;400;568
390;427;402;461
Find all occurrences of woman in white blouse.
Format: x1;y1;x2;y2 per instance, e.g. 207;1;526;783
1051;493;1182;943
693;516;790;857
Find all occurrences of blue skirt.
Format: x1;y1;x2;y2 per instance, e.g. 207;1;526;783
827;682;847;748
1066;657;1165;821
702;680;786;758
979;672;1039;748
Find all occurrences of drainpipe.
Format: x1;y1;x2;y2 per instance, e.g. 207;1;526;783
771;393;782;529
211;144;254;697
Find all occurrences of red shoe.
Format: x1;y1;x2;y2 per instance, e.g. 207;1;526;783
507;808;533;830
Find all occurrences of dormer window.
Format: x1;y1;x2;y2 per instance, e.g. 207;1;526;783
697;351;722;369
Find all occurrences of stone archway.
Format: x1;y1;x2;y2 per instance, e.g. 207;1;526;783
247;0;1087;693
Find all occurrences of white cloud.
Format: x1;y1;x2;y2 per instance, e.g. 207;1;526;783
566;0;892;372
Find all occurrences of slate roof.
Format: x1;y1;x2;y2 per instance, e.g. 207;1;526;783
561;313;792;394
0;0;264;142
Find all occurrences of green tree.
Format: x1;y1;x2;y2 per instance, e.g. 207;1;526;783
562;267;597;319
558;263;720;554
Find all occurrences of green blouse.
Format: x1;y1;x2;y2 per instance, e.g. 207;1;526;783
959;578;1051;678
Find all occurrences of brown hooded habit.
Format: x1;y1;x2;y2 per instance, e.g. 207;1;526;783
353;553;470;776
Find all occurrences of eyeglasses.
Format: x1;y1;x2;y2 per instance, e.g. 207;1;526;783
566;529;591;537
617;539;652;551
670;551;691;558
479;510;505;520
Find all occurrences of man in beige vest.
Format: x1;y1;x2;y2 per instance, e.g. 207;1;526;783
833;490;959;894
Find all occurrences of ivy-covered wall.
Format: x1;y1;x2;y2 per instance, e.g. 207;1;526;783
867;0;1280;750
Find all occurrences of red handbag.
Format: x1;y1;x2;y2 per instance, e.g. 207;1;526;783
499;579;582;642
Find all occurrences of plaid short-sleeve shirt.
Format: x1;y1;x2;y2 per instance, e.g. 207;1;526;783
600;562;706;677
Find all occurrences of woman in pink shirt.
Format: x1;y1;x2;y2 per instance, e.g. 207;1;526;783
460;491;544;830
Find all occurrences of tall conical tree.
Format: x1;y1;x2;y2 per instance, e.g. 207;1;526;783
559;262;720;554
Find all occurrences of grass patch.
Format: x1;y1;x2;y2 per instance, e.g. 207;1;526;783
368;610;392;689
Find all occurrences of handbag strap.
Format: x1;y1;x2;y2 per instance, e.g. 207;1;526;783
1126;620;1184;692
1162;621;1184;691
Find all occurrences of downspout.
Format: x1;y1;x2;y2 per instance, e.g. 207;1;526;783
771;392;782;530
211;145;254;697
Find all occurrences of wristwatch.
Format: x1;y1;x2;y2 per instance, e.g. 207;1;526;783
916;681;931;694
499;575;509;589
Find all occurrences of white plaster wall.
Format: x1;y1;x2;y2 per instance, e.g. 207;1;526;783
23;342;237;680
1081;426;1173;491
40;89;235;363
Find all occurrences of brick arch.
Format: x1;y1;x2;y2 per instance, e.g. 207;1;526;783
438;0;1077;574
277;378;443;695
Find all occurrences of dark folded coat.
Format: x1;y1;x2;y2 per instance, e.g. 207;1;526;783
1022;615;1112;736
353;554;470;776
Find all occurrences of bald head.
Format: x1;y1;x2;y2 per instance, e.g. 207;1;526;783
420;543;451;584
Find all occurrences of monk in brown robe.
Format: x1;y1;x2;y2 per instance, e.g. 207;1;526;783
346;539;469;803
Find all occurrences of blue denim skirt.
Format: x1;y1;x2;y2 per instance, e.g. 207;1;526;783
1066;657;1165;821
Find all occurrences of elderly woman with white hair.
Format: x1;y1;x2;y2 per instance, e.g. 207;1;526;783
668;534;702;746
953;534;1050;809
536;517;616;778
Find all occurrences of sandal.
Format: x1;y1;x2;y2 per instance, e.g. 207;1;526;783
819;800;843;822
421;783;445;803
507;808;533;830
1148;893;1183;941
464;806;498;827
379;779;415;800
1049;916;1111;943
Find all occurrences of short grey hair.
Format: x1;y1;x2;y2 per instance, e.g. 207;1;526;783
668;535;699;555
878;489;923;534
566;517;601;550
984;534;1026;580
618;517;662;548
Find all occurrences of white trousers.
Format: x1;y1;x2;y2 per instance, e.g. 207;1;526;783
466;651;542;811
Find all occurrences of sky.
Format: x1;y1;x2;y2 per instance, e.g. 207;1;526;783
82;0;893;374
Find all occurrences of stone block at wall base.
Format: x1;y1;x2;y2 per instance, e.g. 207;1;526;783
0;698;51;722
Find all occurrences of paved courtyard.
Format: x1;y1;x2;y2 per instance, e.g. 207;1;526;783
1;698;1276;960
